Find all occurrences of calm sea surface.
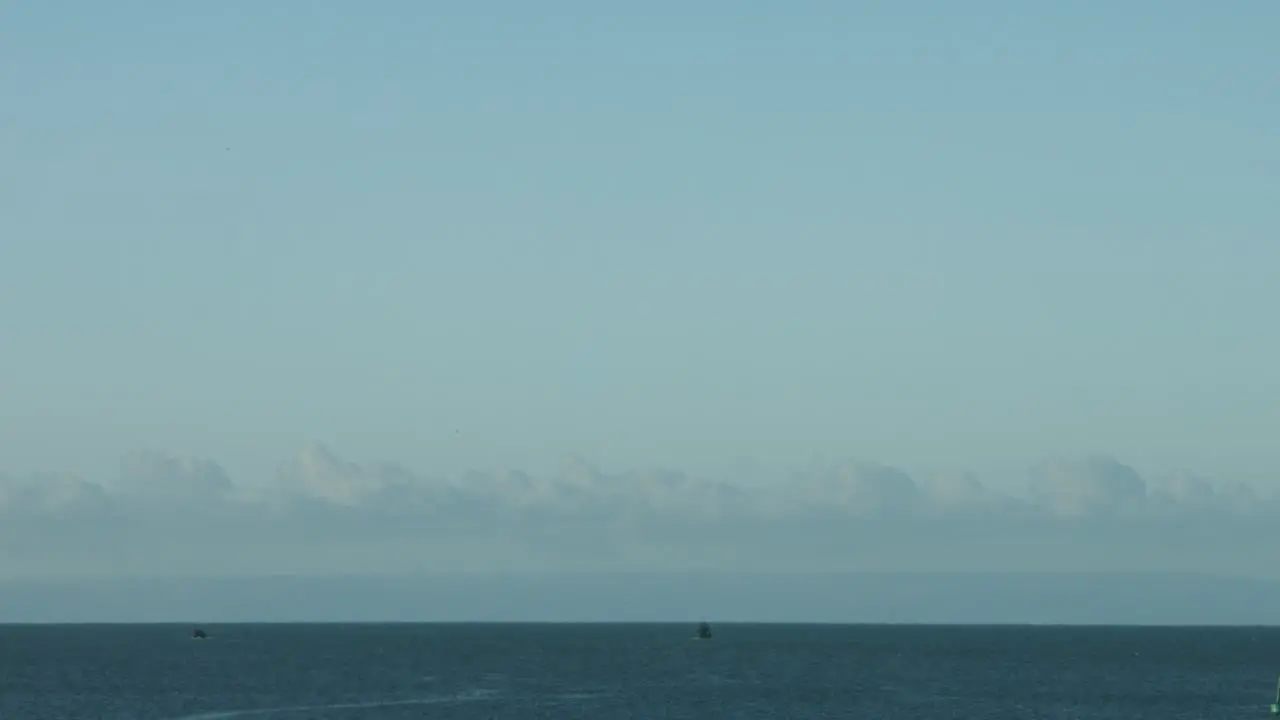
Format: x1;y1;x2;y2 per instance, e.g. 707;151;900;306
0;623;1276;719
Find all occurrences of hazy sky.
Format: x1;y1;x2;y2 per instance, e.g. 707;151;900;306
3;3;1280;585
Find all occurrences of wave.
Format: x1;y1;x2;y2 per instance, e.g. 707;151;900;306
167;688;500;719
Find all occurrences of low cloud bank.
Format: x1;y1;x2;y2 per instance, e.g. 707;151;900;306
1;446;1274;577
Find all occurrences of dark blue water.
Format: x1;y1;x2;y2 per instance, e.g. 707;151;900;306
1;624;1276;719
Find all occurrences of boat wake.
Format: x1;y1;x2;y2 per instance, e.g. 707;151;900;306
167;689;500;719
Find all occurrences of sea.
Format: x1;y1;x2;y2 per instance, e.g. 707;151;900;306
0;623;1276;719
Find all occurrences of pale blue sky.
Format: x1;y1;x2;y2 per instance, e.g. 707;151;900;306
2;1;1278;490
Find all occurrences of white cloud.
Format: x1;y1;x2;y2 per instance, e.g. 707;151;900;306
1;446;1276;577
920;471;998;508
1148;471;1265;518
0;472;106;514
275;443;397;507
1027;455;1148;518
789;458;922;515
114;451;235;506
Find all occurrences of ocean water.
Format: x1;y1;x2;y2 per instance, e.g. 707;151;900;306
0;623;1276;719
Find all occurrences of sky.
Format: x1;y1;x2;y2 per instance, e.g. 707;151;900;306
2;2;1280;593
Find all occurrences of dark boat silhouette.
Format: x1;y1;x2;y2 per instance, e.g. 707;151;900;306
192;628;208;639
695;621;712;640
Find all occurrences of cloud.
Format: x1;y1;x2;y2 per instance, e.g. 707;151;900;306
920;470;1010;511
114;451;236;507
787;458;922;516
1149;471;1263;517
0;471;106;516
1;447;1276;577
1028;455;1148;518
275;443;409;508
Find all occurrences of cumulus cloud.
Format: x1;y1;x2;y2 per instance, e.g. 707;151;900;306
275;443;403;507
1;446;1276;577
1028;456;1148;518
1148;472;1263;517
0;472;106;516
114;452;236;507
921;471;1000;509
788;458;922;516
